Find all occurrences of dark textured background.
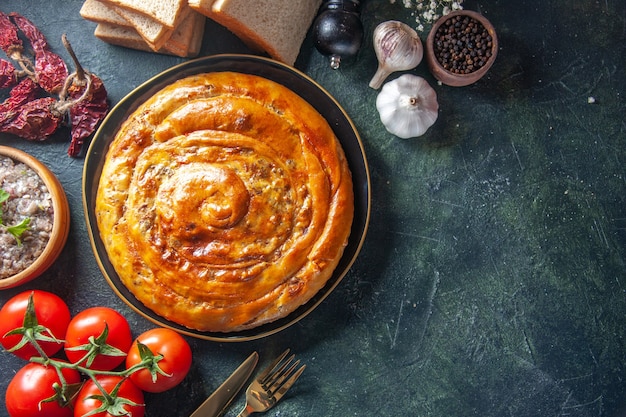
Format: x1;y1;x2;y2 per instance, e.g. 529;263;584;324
1;0;626;416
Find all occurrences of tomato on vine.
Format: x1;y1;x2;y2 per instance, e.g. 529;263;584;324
64;307;132;371
0;292;198;416
125;328;192;393
73;375;144;417
5;362;81;417
0;290;71;360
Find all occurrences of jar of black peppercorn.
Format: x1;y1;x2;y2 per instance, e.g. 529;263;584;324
425;10;498;87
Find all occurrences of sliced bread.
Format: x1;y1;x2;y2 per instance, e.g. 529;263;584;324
100;0;186;28
165;10;206;56
190;0;322;65
81;0;175;51
80;0;128;27
94;23;153;52
110;6;180;51
93;10;204;58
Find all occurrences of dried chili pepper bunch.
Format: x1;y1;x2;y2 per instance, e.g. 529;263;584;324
0;11;109;157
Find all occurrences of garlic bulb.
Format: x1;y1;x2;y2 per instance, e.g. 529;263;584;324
376;74;438;138
369;21;423;89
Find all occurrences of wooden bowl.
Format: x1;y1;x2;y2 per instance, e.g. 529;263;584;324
425;10;498;87
0;146;70;289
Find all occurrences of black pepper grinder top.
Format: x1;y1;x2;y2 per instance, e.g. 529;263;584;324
312;0;364;69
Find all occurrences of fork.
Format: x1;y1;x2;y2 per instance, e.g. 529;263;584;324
235;349;306;416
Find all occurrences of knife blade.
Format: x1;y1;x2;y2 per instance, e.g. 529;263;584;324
189;351;259;417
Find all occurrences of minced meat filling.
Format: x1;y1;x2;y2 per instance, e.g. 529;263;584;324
1;155;53;279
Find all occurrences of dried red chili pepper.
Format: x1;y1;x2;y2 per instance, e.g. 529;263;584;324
0;14;109;154
0;96;62;141
0;12;63;142
8;12;48;52
0;77;40;126
0;11;22;59
60;35;109;157
9;12;68;94
33;49;67;94
0;58;17;88
65;73;108;157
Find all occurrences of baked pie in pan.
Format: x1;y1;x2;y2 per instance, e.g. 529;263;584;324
95;71;354;332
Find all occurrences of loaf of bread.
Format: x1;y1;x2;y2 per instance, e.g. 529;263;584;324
189;0;323;65
95;72;354;332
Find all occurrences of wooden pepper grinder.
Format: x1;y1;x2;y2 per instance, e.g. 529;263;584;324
312;0;364;69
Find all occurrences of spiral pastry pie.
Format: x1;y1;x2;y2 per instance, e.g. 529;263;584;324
96;72;354;332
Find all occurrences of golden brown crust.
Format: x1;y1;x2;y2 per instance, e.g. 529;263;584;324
96;72;353;332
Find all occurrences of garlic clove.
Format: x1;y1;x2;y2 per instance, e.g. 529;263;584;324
375;74;439;138
369;20;424;89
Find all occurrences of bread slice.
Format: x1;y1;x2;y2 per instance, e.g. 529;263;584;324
81;0;174;51
190;0;322;65
110;6;180;51
187;0;215;14
80;0;128;27
99;0;186;28
164;10;205;56
94;23;153;52
93;10;205;58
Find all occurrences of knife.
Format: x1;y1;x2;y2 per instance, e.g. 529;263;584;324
189;351;259;417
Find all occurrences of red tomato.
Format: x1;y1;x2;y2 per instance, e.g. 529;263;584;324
5;362;80;417
64;307;132;371
0;290;71;360
125;328;192;393
74;375;144;417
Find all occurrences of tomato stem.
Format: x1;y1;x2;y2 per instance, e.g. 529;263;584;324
24;326;50;359
27;341;166;412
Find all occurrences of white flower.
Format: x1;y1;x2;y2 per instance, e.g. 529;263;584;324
396;0;464;31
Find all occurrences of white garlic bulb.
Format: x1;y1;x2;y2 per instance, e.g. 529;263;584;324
376;74;439;138
369;21;423;89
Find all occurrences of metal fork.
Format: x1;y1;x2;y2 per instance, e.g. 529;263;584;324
235;349;306;416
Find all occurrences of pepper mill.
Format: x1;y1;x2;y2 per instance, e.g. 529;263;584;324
312;0;364;69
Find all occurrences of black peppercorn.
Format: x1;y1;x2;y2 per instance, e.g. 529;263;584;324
433;15;491;75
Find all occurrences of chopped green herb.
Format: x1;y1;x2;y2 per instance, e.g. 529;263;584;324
7;218;30;246
1;188;32;245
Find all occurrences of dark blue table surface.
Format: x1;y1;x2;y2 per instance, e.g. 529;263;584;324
1;1;626;416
